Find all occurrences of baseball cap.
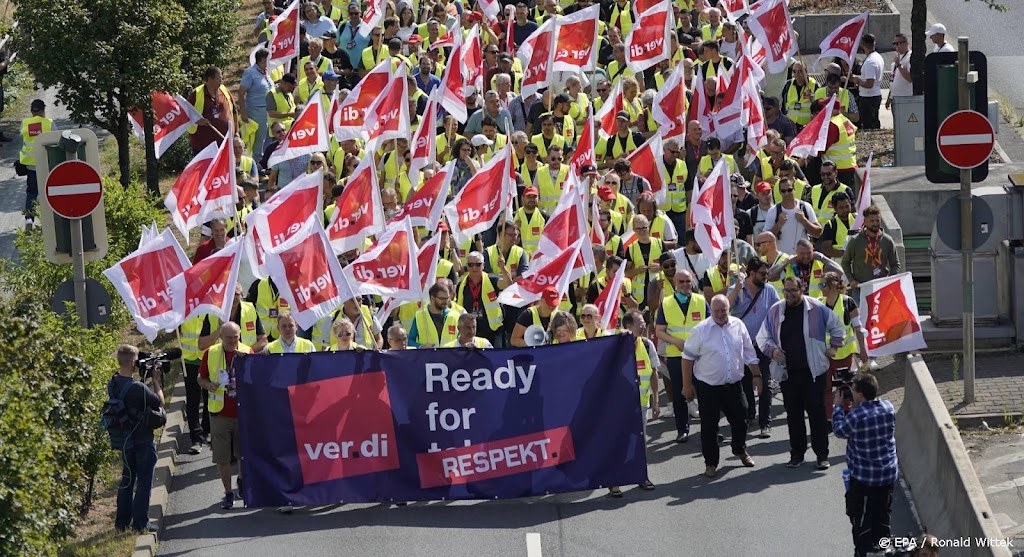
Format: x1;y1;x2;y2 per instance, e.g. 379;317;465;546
322;70;341;80
471;134;494;147
925;23;946;37
580;164;598;174
466;11;484;22
615;110;630;121
659;252;676;264
280;73;298;85
407;35;422;45
322;32;337;41
541;286;561;307
755;181;772;194
598;185;617;201
523;186;539;197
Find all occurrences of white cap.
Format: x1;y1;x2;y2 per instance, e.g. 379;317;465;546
925;23;946;37
471;134;493;147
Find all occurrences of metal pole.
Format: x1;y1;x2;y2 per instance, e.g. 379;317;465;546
71;217;88;327
958;36;975;404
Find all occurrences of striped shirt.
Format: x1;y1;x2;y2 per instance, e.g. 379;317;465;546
833;399;899;486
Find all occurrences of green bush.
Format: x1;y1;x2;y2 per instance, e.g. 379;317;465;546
158;134;195;175
0;179;165;555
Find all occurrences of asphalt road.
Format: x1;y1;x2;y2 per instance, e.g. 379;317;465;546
158;392;918;557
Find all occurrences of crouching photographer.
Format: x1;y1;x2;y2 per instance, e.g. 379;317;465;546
101;345;166;533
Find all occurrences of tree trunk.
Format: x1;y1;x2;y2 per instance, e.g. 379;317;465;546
911;0;927;95
116;112;131;189
143;108;160;195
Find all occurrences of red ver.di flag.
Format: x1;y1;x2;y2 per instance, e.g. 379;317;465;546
129;92;202;159
408;91;440;184
333;61;392;141
362;63;410;153
442;143;511;244
195;123;238;225
552;5;599;73
326;154;385;254
103;228;192;341
165;141;217;240
787;95;835;158
263;218;348;330
341;217;422;302
815;12;868;70
858;273;926;357
376;233;442;324
746;0;798;74
624;2;672;73
168;237;243;324
245;170;325;277
499;238;582;307
652;63;688;138
518;18;555;98
268;93;329;167
624;133;667;204
392;160;452;229
690;158;734;262
261;0;300;72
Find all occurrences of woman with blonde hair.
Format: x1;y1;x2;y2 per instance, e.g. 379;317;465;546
576;304;606;340
565;76;590;127
306;152;328;174
547;311;578;344
330;317;366;351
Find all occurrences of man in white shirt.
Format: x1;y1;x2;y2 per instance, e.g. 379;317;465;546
681;295;762;478
886;33;913;111
763;177;822;255
926;23;956;53
853;33;884;130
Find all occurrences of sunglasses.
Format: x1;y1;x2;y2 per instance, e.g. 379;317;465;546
597;88;608;93
310;160;324;166
634;226;648;231
780;188;794;193
467;262;483;267
338;332;353;337
582;314;597;319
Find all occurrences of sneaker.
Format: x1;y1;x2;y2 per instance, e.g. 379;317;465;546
276;506;294;513
816;459;831;470
608;486;623;498
24;217;33;231
717;433;725;445
220;491;235;509
688;400;700;418
132;521;159;534
785;458;804;469
188;442;202;455
675;432;689;443
638;480;655;490
868;358;880;372
759;425;772;438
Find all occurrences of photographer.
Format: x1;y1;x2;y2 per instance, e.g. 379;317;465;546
109;345;164;533
832;373;898;557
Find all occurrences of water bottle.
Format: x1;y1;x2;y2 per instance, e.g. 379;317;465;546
842;468;851;492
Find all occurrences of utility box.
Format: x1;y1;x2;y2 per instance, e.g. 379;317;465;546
892;95;925;166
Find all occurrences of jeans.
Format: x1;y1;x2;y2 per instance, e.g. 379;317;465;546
25;167;38;217
184;362;209;442
666;357;690;435
742;347;773;427
846;478;894;557
116;441;158;531
694;379;748;467
780;368;829;461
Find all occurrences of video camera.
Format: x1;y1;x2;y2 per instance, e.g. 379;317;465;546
136;348;182;381
834;367;855;402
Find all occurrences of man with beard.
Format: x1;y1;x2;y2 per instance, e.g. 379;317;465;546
409;283;462;348
841;204;900;298
820;192;855;258
727;258;779;437
809;160;851;224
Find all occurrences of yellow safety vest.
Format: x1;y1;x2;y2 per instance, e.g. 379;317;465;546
413;307;460;346
300;55;333;75
19;116;53;166
610;1;633;36
241;118;259;153
319;3;342;22
266;337;316;353
809;183;850;223
254;280;290;340
627;238;663;305
765;252;789;293
200;302;261;349
659;293;707;357
783;259;826;299
530;133;566;160
436;258;454;281
813;87;853;113
783;77;818;126
648;213;673;242
829;214;854;250
485;244;526;277
481;133;509;163
268;88;296;128
538;112;575;146
698;154;737;176
361;45;390;72
515;208;546;257
705;263;739;294
296;77;324;104
824;115;858;170
662;158;689;213
575;327;606;340
179;315;208;364
205;342;253;414
700;24;723;41
772;179;809;205
596;132;640;162
536;164;569;215
519;162;540;186
456;274;504;331
188;84;235;135
442;336;491;348
604;234;623;258
635;336;653;406
329;341;367;351
822;294;857;360
568;93;590;123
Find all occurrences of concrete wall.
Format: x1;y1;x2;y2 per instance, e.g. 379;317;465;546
793;0;901;55
895;355;1012;557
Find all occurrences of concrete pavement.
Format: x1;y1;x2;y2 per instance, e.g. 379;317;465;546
157;393;918;557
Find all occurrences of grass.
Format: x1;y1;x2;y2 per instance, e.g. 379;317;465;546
59;460;137;557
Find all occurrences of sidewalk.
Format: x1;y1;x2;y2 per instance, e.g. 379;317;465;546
874;351;1024;553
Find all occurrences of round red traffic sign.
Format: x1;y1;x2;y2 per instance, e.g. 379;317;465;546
45;160;103;219
937;110;995;169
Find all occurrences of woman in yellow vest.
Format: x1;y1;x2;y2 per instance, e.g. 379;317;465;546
698;137;737;177
575;304;607;339
565;76;590;127
547;311;578;345
819;272;869;421
19;99;53;226
329;317;366;351
518;144;542;186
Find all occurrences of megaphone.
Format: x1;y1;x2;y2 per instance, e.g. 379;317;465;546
524;324;550;347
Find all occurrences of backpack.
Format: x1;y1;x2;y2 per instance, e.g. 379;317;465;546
100;378;139;449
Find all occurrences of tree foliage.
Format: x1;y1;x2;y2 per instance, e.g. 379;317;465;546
14;0;241;190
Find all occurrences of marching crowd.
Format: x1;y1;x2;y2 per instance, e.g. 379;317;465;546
88;0;942;554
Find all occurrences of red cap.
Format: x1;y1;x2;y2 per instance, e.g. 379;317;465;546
407;35;422;45
755;181;772;194
437;221;449;232
598;185;616;201
523;186;539;197
466;11;484;22
541;286;561;307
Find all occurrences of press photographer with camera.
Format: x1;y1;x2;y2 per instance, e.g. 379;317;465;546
832;373;898;557
105;345;165;533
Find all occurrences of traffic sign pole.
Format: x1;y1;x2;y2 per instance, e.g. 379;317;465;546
959;37;975;404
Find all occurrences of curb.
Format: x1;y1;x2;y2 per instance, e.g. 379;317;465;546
133;378;187;557
953;412;1024;430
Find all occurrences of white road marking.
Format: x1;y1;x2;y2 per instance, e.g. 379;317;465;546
526;532;542;557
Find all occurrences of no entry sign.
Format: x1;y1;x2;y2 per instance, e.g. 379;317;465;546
45;160;103;219
937;110;995;170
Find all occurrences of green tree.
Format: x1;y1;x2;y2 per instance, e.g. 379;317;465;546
14;0;241;194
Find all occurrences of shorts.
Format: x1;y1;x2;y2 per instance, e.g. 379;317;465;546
210;415;241;465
